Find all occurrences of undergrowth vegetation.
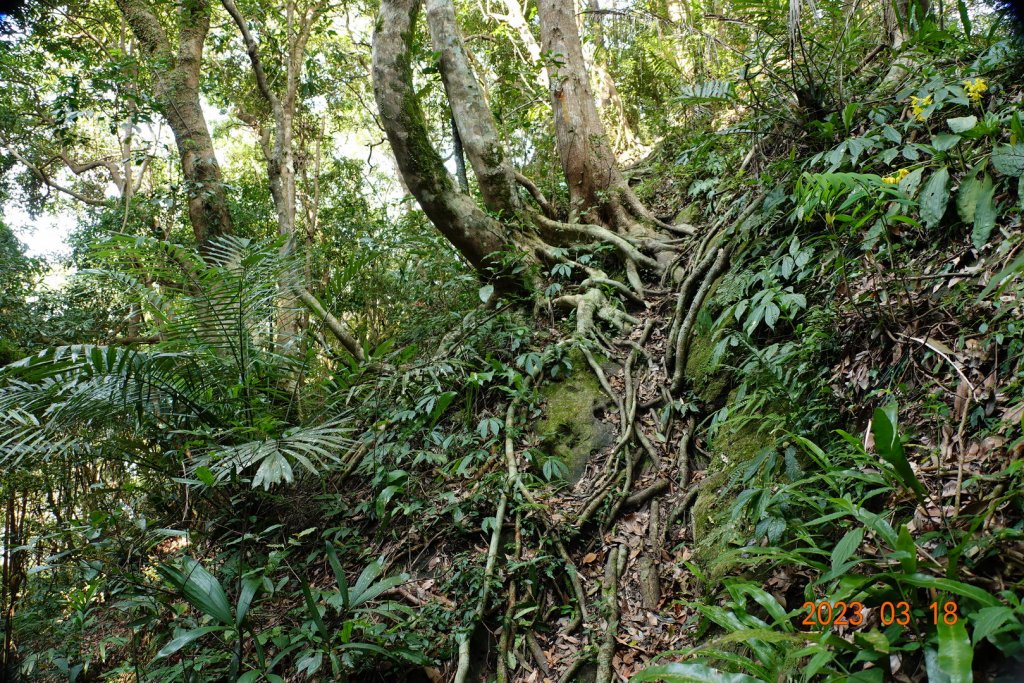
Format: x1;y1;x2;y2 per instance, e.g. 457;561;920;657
0;0;1023;681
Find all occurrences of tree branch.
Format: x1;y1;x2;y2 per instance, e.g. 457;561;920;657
221;0;280;111
3;143;109;207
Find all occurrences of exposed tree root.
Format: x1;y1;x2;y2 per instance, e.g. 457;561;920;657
452;490;507;683
595;544;626;683
558;648;596;683
670;248;730;392
434;186;760;681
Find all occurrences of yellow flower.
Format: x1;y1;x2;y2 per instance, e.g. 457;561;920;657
909;94;933;122
882;168;910;184
963;78;987;104
142;554;161;582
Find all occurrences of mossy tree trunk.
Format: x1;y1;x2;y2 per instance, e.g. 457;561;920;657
536;0;680;234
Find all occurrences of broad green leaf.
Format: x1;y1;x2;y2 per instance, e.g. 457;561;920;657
159;556;233;625
899;167;925;197
238;672;263;683
971;174;997;250
971;606;1016;644
195;466;215;487
295;652;323;677
236;577;260;627
156;626;224;658
920;167;950;228
252;450;294;490
478;284;494;303
429;391;457;425
895;524;918;573
991;144;1024;177
855;629;890;655
947;116;978;134
630;662;764;683
958;0;971;35
957;174;983;224
925;647;952;683
831;528;864;572
936;619;973;683
300;581;329;642
871;403;925;497
351;558;384;604
897;574;999;607
350;571;407;607
931;134;961;152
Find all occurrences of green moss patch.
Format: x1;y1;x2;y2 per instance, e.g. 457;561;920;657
536;353;615;483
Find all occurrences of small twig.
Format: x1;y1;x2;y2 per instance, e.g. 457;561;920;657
898;333;977;396
954;401;970;514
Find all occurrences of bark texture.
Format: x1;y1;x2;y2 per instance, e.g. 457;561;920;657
115;0;233;245
372;0;517;279
537;0;628;225
426;0;524;217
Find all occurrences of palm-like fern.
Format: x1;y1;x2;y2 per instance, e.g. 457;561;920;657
0;236;350;489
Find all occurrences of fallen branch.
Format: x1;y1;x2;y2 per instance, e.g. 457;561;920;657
294;286;365;361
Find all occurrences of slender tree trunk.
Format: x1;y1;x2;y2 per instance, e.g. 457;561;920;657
223;0;366;357
116;0;233;245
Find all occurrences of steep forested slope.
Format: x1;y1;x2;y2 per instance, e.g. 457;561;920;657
0;1;1023;682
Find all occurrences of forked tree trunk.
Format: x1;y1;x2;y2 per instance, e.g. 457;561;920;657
372;0;524;282
374;0;677;307
116;0;233;245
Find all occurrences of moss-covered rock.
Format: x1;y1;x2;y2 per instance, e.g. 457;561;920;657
536;353;615;483
690;411;774;580
684;328;728;404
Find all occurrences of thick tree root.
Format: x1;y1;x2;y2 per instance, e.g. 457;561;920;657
447;194;757;681
670;248;730;392
595;545;627;683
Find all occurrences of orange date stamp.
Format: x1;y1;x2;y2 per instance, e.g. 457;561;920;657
801;600;960;628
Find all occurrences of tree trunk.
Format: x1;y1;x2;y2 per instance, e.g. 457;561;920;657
372;0;522;282
536;0;629;226
116;0;233;246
